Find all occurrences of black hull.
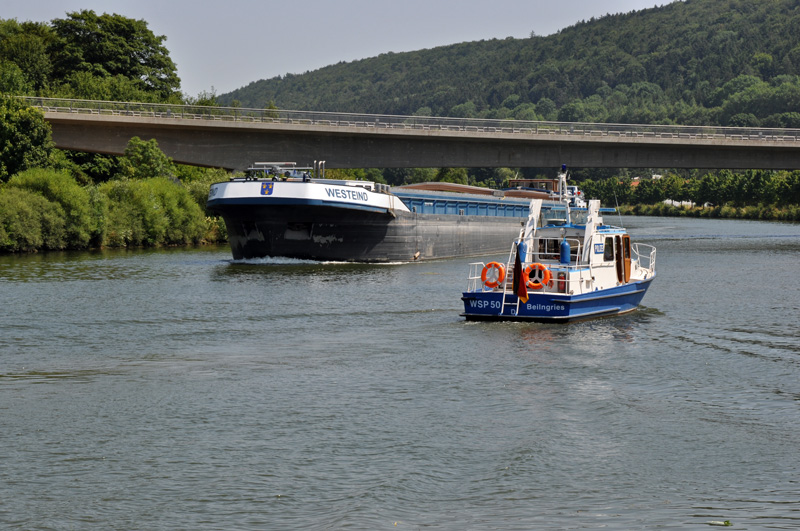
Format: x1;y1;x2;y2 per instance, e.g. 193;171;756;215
214;205;525;262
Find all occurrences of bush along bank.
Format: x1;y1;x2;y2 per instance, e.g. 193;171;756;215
617;202;800;221
0;168;227;253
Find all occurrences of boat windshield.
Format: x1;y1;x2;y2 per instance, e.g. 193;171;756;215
541;208;569;226
570;209;588;225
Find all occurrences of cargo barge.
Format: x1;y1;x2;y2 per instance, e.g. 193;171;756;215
207;163;564;262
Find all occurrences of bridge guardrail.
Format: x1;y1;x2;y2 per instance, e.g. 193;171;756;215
19;96;800;143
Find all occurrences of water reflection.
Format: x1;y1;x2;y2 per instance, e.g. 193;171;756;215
0;368;123;383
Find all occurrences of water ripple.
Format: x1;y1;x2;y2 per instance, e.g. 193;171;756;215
2;224;800;528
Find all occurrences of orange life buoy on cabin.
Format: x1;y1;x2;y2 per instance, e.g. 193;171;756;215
481;261;506;288
525;263;551;290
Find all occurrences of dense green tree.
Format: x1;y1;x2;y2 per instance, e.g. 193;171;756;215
710;75;764;107
763;112;800;128
661;174;688;201
381;168;411;186
0;20;54;91
729;113;760;127
534;98;557;121
409;168;437;184
55;71;161;102
634;179;666;204
49;10;180;99
580;176;634;206
99;177;204;246
512;103;538;121
0;95;53;182
7;168;99;247
783;171;800;205
690;173;722;206
118;136;175;180
0;187;66;251
435;167;468;184
0;60;32;94
450;101;477;118
557;102;588;122
323;168;386;183
185;89;220;107
59;152;122;185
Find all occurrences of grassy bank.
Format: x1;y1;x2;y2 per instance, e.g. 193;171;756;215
617;202;800;221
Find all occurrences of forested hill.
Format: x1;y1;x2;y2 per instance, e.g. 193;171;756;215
219;0;800;128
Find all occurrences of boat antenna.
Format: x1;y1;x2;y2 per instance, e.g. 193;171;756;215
559;164;571;220
613;188;624;227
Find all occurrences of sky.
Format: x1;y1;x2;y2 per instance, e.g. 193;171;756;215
5;0;670;98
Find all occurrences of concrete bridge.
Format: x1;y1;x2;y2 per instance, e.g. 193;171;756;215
26;97;800;171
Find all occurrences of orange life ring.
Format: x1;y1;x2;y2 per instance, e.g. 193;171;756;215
525;263;551;290
481;261;506;288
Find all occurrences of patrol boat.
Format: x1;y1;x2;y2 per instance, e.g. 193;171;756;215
461;170;656;322
207;162;560;262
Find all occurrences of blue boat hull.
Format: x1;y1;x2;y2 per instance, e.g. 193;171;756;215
461;275;655;323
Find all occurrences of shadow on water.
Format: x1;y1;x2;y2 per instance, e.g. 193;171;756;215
212;256;405;281
0;368;125;383
0;245;229;283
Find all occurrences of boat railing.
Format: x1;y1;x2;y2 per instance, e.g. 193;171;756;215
466;262;489;292
466;238;591;297
632;242;657;272
526;237;583;265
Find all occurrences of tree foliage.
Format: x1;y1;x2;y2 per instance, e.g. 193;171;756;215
118;136;176;180
0;187;67;252
99;177;204;247
7;168;99;247
0;137;215;253
0;19;54;91
49;10;180;99
580;169;800;209
0;10;182;101
0;94;52;182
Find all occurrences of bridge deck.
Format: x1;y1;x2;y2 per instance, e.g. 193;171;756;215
23;97;800;170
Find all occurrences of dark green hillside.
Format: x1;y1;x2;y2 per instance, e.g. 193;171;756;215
220;0;800;127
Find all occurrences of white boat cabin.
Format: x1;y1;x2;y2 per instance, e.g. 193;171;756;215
468;198;656;298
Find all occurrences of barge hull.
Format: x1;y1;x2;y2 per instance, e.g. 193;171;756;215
217;205;525;262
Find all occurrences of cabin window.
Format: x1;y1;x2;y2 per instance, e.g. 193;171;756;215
537;238;560;260
603;237;614;261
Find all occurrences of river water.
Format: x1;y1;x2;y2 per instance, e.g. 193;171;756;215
1;216;799;529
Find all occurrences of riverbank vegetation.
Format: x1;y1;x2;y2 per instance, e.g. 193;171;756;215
617;202;800;221
0;139;228;253
578;169;800;221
